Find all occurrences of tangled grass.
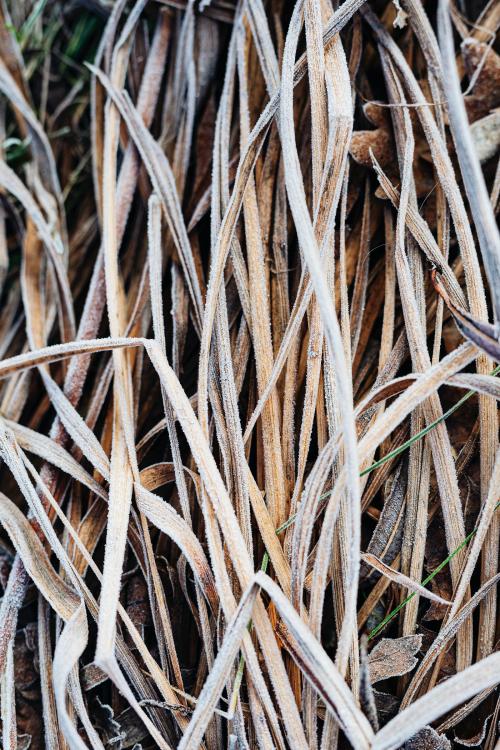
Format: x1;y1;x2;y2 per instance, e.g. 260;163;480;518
0;0;499;747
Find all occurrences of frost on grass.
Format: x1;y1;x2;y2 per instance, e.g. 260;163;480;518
0;0;498;748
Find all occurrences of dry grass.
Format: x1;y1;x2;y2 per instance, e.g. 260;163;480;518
0;0;498;747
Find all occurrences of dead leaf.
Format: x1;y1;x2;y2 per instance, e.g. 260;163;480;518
368;635;422;684
422;574;453;622
455;713;492;746
126;575;151;630
470;110;500;162
373;689;400;723
350;127;394;169
403;726;451;749
463;39;500;122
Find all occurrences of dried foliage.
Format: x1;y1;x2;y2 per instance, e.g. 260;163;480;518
0;0;498;748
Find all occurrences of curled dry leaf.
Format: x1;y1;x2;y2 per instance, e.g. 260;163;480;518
350;126;394;170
